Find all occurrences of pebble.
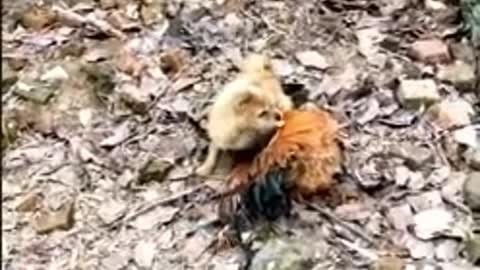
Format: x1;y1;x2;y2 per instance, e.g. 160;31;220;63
409;39;450;64
437;60;476;91
412;208;454;240
397;79;440;109
295;50;329;69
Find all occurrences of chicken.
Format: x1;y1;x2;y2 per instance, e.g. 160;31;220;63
195;53;292;176
219;108;342;224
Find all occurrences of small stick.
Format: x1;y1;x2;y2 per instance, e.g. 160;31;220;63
304;201;377;247
123;184;206;223
53;6;127;40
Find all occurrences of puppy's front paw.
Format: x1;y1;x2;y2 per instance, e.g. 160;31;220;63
195;163;212;176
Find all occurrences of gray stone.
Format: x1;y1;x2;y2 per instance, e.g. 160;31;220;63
437;60;476;91
295;50;329;69
397;79;440;108
412;208;454;240
13;81;55;104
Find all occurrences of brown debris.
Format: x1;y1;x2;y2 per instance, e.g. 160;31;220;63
30;201;75;234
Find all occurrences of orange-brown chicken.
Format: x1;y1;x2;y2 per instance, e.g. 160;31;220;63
219;108;342;224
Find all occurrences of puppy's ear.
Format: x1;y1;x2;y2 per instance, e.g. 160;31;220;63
234;90;255;110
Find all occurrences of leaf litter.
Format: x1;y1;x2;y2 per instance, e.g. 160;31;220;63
2;0;480;269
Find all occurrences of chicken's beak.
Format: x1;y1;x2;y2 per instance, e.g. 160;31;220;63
276;120;285;128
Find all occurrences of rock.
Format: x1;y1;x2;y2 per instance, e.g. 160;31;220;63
295;50;329;69
119;83;150;114
465;147;480;170
30;201;75;234
425;0;447;10
397;79;440;109
464;172;480;211
13;81;55;104
435;239;459;261
97;200;127;225
40;66;69;82
15;192;43;212
429;97;474;129
412;208;454;240
407;191;444;212
387;204;414;231
21;6;57;30
138;158;173;184
437;61;476;91
453;126;478;148
409;39;450;64
250;237;322;270
133;240;156;268
464;233;480;265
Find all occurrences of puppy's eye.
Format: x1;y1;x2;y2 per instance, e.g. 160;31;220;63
274;112;282;121
257;110;268;118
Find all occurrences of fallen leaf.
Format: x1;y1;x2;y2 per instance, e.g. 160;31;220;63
130;206;179;230
97;200;127;225
100;121;131;147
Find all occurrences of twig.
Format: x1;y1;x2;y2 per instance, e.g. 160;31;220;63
337;238;379;261
304;202;377;247
122;184;206;223
52;6;127;40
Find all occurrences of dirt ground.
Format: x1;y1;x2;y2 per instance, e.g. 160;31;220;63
2;0;480;269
